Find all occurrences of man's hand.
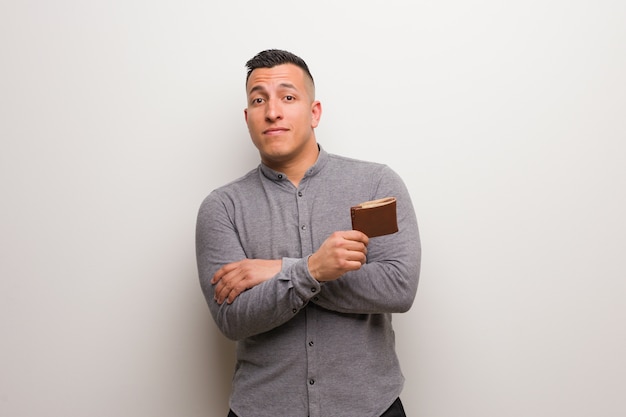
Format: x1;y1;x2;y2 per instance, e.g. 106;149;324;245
211;259;282;304
308;231;369;282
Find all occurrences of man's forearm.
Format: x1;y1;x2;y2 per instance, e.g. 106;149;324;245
312;258;420;314
205;257;321;340
212;259;282;304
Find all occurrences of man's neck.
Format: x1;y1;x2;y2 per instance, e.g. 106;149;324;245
264;142;320;187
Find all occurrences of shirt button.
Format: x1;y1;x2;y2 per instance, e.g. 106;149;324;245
298;191;303;197
292;308;297;314
277;174;283;179
308;341;314;347
309;379;315;385
311;288;316;293
301;225;307;231
313;297;319;302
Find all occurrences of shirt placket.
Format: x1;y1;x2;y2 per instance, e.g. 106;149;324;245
295;182;321;417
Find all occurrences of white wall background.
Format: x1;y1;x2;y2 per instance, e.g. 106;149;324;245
1;1;625;416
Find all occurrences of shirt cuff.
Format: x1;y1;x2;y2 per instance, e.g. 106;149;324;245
281;257;322;302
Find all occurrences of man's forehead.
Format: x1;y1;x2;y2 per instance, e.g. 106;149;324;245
247;64;306;88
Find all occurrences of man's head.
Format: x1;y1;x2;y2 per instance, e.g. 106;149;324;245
245;49;315;99
243;50;322;178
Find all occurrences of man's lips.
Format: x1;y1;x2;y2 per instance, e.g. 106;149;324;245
263;127;289;135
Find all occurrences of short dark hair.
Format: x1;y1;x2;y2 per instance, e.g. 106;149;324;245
245;49;314;86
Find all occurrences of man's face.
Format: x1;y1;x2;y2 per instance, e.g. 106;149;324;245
244;64;321;168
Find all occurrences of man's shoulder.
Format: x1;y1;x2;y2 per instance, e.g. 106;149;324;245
199;167;260;209
326;152;390;174
213;166;260;193
322;151;409;194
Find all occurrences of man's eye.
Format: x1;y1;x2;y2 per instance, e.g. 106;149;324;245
285;95;294;101
252;98;264;104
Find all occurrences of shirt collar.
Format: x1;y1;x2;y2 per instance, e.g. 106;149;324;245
259;144;329;183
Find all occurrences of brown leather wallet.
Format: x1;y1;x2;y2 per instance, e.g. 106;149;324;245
350;197;398;238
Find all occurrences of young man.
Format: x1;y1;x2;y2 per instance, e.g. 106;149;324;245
196;49;421;417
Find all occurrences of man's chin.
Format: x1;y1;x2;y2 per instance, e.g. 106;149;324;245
261;151;290;165
259;144;291;159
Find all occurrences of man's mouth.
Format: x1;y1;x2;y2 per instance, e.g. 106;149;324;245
264;127;288;135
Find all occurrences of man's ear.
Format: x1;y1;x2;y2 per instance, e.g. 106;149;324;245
311;101;322;128
244;108;248;123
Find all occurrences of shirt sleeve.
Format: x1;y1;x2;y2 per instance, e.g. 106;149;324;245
311;166;421;314
195;192;321;341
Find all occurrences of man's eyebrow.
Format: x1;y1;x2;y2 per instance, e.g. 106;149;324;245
277;82;298;91
248;85;267;96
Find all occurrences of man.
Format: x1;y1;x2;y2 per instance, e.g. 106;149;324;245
196;49;421;417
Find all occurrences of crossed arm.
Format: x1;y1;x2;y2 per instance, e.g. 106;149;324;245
212;230;369;304
197;167;420;340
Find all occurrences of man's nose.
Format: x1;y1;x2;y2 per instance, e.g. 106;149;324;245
265;99;283;121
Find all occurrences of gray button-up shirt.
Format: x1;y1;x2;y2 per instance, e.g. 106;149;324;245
196;146;421;417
